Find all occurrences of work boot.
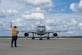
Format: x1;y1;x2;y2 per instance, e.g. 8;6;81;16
15;45;17;47
11;45;13;47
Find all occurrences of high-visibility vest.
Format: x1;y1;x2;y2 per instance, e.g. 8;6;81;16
12;28;18;36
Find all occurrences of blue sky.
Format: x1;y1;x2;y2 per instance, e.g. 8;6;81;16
0;0;82;36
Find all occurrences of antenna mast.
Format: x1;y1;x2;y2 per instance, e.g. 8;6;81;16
10;21;12;28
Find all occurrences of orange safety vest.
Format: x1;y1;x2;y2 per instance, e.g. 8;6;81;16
12;28;18;36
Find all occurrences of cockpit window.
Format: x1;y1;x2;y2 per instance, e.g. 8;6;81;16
37;26;45;31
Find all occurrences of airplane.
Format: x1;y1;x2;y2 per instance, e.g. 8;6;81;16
22;25;74;40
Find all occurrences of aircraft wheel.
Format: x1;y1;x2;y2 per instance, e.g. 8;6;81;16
32;37;35;40
40;38;43;40
47;37;50;40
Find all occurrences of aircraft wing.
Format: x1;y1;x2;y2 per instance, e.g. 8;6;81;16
18;30;37;33
3;29;37;34
46;29;75;33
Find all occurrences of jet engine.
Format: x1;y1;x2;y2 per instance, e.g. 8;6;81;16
24;33;29;37
53;33;58;36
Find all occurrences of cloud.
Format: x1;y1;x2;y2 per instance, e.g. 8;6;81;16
0;9;18;18
23;0;53;6
79;23;82;29
14;0;53;11
0;10;6;18
70;0;82;12
45;19;54;24
66;19;77;26
28;7;44;13
52;6;67;13
0;21;2;29
0;0;53;18
22;7;45;20
44;13;82;31
46;26;53;30
0;0;27;11
22;12;45;20
6;9;18;15
79;0;82;7
12;18;24;27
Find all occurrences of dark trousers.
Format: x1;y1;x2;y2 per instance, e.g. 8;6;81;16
11;36;18;47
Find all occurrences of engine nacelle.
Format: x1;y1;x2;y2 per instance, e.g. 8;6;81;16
53;33;58;36
24;33;29;36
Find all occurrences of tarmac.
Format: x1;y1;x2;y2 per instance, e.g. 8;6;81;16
0;38;82;55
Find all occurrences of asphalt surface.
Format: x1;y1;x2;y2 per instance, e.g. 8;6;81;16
0;38;82;55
